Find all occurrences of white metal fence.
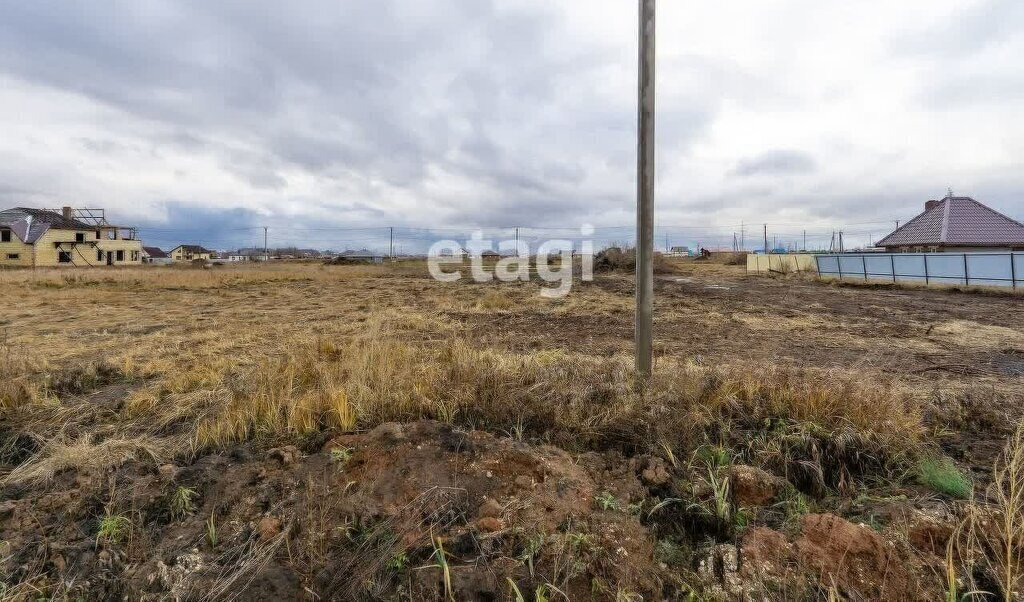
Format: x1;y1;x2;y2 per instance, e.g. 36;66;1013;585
815;252;1024;288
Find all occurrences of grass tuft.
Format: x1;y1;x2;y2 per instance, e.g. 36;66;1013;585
917;457;973;499
96;513;132;547
169;485;199;521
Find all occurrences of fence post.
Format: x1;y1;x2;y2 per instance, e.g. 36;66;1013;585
837;254;843;281
1011;253;1017;289
890;254;896;283
923;254;929;285
862;255;868;281
963;253;969;286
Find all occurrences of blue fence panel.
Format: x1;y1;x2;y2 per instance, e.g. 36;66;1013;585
863;255;895;280
816;255;840;276
966;254;1014;287
814;252;1020;288
892;254;927;283
837;255;866;279
924;254;966;285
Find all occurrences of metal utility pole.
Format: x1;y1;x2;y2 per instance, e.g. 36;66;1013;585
839;231;845;253
389;227;394;260
515;227;519;247
740;221;745;250
802;230;807;252
763;224;768;254
635;0;656;378
263;226;268;260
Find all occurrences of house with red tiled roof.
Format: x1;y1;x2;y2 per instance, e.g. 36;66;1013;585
877;196;1024;252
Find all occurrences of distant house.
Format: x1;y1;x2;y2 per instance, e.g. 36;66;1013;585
438;247;468;258
667;246;691;257
223;248;270;262
169;245;213;262
142;247;172;265
877;196;1024;252
337;249;384;263
0;206;143;268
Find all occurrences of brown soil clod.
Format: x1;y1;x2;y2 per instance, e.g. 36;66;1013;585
728;464;785;507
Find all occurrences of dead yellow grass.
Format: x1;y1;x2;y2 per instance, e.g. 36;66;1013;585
730;312;833;332
930;319;1024;351
188;328;923;459
1;263;927;488
3;310;924;486
6;434;165;485
0;261;422;290
0;349;46;409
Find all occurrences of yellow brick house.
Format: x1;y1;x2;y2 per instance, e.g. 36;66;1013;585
0;207;144;268
168;245;213;262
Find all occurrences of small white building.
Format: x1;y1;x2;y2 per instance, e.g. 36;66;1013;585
142;247;173;265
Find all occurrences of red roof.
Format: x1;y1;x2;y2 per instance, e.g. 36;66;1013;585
877;197;1024;248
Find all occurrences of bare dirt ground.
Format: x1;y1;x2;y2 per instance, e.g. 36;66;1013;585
1;258;1023;600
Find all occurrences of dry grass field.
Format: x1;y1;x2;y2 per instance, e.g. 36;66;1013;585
2;257;1024;600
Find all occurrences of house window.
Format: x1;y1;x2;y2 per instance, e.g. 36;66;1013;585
75;232;85;243
108;230;116;240
131;251;139;261
116;250;124;261
6;254;19;260
97;250;103;262
58;251;72;263
1;229;10;242
96;230;101;240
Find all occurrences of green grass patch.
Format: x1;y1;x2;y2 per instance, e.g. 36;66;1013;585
916;457;972;499
96;513;132;546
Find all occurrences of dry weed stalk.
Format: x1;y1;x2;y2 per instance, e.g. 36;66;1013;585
200;529;289;602
949;422;1024;601
978;421;1024;600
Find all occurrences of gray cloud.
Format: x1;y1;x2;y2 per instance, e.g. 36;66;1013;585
894;0;1024;57
731;150;817;178
0;0;1021;242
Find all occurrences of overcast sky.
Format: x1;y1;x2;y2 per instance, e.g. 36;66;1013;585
0;0;1022;249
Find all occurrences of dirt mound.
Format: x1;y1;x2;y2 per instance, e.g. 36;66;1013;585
734;514;945;600
2;421;670;600
593;246;672;274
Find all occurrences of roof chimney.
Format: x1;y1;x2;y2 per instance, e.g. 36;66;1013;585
62;206;73;220
925;199;940;212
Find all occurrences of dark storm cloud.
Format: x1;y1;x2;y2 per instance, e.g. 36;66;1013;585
0;1;612;199
730;150;817;178
132;203;264;250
